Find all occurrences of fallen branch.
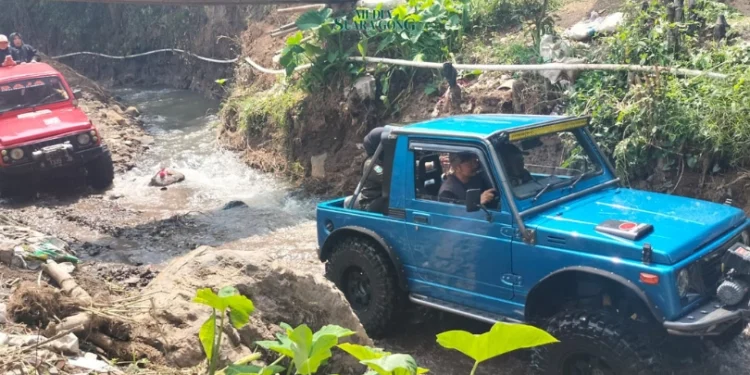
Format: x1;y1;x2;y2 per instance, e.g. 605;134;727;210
271;27;300;38
42;312;95;337
43;260;92;304
277;4;325;13
270;22;298;34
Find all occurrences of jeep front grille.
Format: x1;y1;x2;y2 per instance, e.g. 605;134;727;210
694;233;742;296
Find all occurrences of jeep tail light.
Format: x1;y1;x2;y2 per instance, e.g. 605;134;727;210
639;273;659;285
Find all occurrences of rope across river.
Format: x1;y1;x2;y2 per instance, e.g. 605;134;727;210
50;48;730;80
50;49;239;64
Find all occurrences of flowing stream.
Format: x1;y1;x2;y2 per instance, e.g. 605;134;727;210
93;87;317;264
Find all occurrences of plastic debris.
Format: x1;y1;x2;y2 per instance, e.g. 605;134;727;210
68;352;123;374
0;302;7;324
564;11;626;41
0;332;80;355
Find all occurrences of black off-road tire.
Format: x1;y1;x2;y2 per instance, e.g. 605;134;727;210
86;151;115;190
325;237;400;338
531;309;662;375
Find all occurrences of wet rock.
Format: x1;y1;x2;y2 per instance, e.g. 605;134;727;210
105;110;128;126
222;200;248;210
124;106;140;117
311;153;328;179
149;168;185;187
130;246;372;371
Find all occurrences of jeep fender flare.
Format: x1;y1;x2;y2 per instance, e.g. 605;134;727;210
526;266;664;322
320;226;408;291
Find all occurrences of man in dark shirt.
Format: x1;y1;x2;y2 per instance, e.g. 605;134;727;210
438;152;497;207
10;33;39;63
0;35;20;66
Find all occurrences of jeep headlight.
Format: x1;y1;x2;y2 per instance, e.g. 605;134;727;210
77;133;91;145
9;148;24;160
677;269;689;298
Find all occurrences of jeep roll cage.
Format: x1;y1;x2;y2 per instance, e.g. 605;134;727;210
348;116;621;244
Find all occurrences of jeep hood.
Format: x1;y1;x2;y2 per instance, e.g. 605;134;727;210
0;107;91;146
528;187;746;264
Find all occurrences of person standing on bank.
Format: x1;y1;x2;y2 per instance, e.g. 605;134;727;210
0;35;20;66
10;33;39;63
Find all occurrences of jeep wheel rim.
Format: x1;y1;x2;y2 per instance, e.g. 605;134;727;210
343;267;371;311
562;353;615;375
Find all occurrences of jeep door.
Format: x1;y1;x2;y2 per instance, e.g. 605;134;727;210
403;140;516;314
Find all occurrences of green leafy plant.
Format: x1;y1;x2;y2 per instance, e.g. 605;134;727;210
193;286;256;375
338;343;429;375
567;0;750;183
436;322;558;375
256;323;355;375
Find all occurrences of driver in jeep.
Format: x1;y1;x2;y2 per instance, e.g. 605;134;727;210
438;152;497;207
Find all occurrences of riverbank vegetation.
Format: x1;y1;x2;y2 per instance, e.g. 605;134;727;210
219;0;750;203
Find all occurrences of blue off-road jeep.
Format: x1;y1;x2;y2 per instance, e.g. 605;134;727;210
316;115;750;374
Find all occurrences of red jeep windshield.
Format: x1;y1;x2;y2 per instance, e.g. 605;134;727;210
0;76;69;114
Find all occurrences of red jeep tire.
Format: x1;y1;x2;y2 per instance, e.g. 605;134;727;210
86;151;115;190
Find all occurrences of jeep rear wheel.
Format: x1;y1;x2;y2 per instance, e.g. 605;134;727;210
325;237;399;338
86;151;114;190
532;309;661;375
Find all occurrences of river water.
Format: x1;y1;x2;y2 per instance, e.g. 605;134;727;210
94;87;317;264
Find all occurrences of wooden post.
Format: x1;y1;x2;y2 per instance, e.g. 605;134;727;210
666;5;679;55
714;14;728;42
674;0;684;22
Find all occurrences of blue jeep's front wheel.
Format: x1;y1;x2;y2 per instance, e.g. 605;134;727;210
531;309;662;375
325;237;400;338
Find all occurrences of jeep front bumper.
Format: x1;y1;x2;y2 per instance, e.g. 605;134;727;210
0;145;107;175
663;298;750;336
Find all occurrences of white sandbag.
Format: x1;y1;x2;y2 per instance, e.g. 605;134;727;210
598;12;625;34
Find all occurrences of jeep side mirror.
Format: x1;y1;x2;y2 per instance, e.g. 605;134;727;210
466;189;481;213
73;89;82;100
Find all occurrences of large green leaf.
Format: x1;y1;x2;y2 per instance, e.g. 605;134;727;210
193;288;226;310
361;354;419;375
199;314;216;360
297;334;337;374
286;31;304;46
296;10;328;30
313;325;355;341
224;295;255;329
436;322;558;364
256;333;295;358
289;325;315;374
337;343;389;361
218;286;239;297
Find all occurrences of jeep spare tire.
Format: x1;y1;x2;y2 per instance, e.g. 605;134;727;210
532;309;661;375
325;237;399;338
86;151;115;190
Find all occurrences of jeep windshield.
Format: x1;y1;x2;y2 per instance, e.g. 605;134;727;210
0;76;69;115
493;129;604;200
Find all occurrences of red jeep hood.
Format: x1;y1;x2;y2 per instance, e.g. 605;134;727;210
0;107;91;147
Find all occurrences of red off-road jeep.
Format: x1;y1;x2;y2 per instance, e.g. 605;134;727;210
0;63;114;195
